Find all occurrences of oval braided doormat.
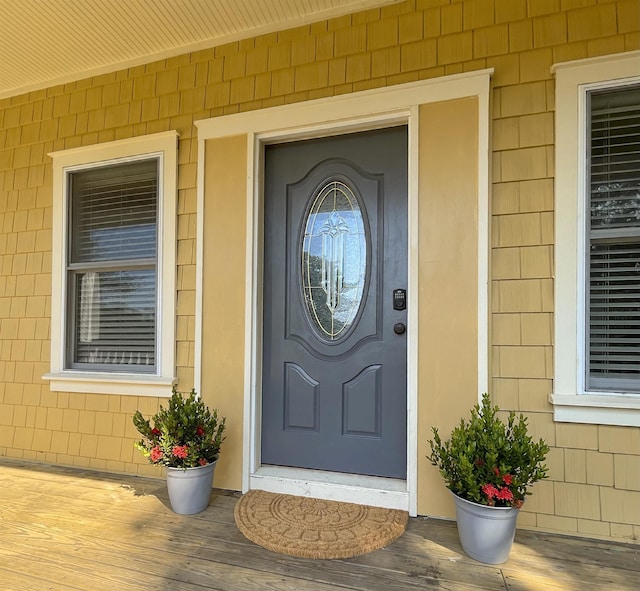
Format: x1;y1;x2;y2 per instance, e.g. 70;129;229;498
234;489;409;559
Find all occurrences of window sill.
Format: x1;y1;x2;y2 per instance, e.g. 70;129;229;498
43;372;177;397
549;393;640;427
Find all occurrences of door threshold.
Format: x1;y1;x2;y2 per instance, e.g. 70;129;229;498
250;466;410;512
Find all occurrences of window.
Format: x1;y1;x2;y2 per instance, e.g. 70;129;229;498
586;86;640;393
46;132;178;396
68;160;158;372
552;51;640;426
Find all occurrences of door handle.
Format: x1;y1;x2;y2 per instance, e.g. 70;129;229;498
394;323;406;335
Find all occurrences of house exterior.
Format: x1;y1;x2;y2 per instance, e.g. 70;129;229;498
1;0;639;542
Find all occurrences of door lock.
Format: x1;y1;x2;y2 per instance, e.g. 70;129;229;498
393;289;406;311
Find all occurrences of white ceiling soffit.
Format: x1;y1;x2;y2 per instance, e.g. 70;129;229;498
1;0;402;100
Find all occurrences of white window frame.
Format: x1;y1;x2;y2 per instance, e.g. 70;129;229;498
551;51;640;426
45;131;178;396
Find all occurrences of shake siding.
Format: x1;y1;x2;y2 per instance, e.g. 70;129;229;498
0;0;638;540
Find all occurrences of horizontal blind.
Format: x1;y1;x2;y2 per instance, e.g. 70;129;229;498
73;270;156;368
70;160;157;263
587;85;640;391
68;159;158;373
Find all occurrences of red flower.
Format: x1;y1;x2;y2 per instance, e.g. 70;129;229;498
502;473;513;485
172;445;188;459
151;427;161;437
493;467;500;477
196;426;205;437
150;446;163;462
496;487;514;502
474;458;485;467
481;483;499;499
198;458;208;466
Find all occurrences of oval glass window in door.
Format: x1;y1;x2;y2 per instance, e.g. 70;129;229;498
301;179;367;341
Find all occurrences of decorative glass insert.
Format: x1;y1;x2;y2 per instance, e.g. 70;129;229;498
302;179;367;341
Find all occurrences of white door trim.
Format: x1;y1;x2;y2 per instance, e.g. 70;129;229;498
195;69;493;516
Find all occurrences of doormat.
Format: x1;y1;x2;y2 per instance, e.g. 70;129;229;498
234;489;408;559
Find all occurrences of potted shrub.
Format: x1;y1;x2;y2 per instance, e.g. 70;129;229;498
427;393;549;564
133;387;226;515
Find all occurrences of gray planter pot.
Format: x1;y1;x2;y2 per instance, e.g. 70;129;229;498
451;491;520;564
166;461;217;515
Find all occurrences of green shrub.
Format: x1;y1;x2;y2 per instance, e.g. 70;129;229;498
427;393;549;507
133;387;226;469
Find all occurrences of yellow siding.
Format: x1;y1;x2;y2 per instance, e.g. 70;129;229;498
0;0;639;541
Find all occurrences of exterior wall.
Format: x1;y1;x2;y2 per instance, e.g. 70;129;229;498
0;0;638;540
201;136;247;491
418;97;480;517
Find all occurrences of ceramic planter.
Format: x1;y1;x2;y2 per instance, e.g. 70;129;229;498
451;491;520;564
166;461;217;515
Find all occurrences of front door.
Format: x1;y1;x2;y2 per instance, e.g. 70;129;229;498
261;126;407;479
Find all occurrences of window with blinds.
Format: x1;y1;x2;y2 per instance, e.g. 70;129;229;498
67;159;158;373
587;84;640;392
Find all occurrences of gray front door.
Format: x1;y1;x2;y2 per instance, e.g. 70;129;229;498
261;126;407;479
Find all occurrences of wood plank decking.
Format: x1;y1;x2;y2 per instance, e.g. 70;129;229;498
1;457;638;591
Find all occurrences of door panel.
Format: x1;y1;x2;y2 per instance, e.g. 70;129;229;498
284;363;319;431
262;126;407;479
343;365;382;436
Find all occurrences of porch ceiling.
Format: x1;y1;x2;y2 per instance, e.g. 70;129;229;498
2;0;401;100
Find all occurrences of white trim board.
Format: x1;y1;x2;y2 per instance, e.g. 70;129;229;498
251;466;409;511
195;70;492;515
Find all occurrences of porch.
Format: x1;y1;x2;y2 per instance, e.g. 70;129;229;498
1;457;637;591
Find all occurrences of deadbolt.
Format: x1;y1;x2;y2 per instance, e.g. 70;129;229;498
393;323;406;335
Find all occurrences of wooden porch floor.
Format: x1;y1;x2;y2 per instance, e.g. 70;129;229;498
1;458;638;591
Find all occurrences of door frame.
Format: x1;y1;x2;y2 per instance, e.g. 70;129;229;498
255;115;415;512
195;70;492;516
